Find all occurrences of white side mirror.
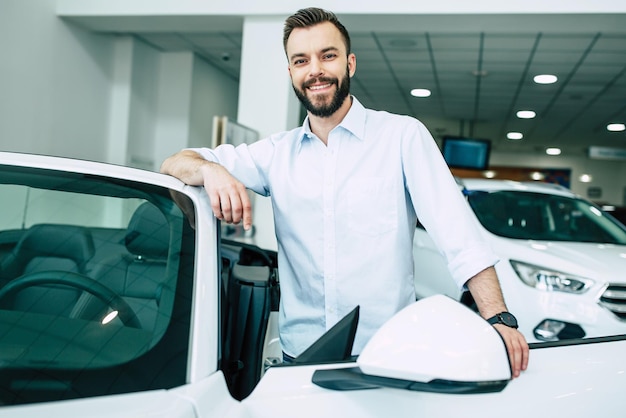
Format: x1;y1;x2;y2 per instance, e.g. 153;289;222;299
357;295;511;383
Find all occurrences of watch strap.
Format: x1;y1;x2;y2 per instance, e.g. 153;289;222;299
486;312;518;329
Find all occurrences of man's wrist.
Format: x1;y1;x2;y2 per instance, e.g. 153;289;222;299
486;312;518;329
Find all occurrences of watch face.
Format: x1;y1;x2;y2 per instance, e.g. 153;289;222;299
500;312;518;327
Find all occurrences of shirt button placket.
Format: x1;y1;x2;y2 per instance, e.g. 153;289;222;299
323;142;338;328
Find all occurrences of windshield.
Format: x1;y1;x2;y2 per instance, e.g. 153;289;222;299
467;190;626;244
0;164;196;406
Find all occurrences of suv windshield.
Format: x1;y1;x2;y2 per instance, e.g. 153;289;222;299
467;190;626;244
0;164;196;406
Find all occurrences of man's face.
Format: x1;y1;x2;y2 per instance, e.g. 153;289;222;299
286;22;356;118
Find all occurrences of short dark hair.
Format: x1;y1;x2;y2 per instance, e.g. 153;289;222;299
283;7;351;55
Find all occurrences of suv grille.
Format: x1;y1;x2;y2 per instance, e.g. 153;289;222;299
599;284;626;320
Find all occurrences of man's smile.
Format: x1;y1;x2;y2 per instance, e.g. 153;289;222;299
308;83;333;91
303;77;338;94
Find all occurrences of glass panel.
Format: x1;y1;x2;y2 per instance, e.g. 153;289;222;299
0;165;196;405
468;190;626;244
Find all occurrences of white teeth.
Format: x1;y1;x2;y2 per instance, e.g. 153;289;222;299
309;83;331;90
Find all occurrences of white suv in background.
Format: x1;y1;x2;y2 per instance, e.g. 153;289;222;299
413;178;626;342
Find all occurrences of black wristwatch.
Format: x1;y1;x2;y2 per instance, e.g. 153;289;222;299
486;312;518;329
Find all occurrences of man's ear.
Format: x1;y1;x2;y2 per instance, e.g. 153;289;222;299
348;53;356;77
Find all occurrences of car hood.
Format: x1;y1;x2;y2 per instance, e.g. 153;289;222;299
489;234;626;283
246;339;626;418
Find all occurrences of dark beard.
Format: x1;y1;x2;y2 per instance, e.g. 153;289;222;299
293;71;351;118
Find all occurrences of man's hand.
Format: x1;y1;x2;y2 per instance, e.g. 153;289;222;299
465;266;529;379
161;150;253;230
199;163;252;230
493;324;529;378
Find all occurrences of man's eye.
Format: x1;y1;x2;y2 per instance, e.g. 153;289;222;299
293;59;307;65
323;54;336;60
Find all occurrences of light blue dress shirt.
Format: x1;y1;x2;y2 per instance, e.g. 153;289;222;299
192;97;498;356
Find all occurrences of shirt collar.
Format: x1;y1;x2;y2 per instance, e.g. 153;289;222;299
298;96;367;146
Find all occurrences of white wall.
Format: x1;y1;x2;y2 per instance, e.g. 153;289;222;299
0;0;239;170
122;47;240;171
189;57;239;149
151;53;240;170
0;0;113;160
126;38;160;169
150;52;194;172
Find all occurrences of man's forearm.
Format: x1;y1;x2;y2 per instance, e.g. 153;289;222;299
465;266;508;319
160;149;214;186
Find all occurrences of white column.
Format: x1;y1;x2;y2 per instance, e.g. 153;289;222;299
153;52;194;171
238;16;301;138
237;16;301;251
106;36;133;166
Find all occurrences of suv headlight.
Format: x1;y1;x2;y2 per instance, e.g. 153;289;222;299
510;260;594;294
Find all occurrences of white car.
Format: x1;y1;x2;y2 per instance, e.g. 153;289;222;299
1;152;626;417
414;178;626;343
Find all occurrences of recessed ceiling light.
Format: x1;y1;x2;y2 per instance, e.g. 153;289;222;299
607;123;626;132
546;147;561;155
483;170;497;179
516;110;536;119
579;174;593;183
410;88;431;98
507;132;523;140
534;74;558;84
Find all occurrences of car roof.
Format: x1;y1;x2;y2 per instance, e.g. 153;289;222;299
457;178;576;198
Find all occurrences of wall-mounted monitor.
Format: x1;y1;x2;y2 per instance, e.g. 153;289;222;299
441;136;491;170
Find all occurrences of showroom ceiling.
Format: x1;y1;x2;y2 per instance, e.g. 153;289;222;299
68;13;626;157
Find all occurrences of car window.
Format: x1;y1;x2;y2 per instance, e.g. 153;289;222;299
467;190;626;244
0;164;196;405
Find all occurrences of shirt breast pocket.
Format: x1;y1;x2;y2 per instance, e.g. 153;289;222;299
347;177;398;237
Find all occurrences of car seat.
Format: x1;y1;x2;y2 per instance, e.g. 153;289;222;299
0;224;95;315
76;202;170;331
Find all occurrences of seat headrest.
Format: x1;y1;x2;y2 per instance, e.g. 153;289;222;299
1;224;95;278
125;203;169;259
